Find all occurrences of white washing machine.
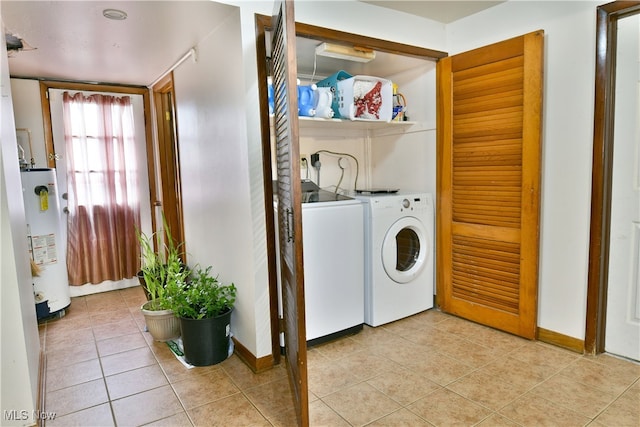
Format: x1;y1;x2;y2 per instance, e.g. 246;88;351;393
355;192;434;326
275;181;364;345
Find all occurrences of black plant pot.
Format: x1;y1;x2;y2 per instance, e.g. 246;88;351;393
179;309;232;366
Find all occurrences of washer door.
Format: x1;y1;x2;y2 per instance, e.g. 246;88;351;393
381;216;428;283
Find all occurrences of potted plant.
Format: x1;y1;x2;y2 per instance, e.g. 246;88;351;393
137;218;188;342
164;266;237;366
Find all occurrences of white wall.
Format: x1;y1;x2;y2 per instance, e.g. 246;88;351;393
1;29;41;426
171;5;264;354
446;1;605;340
10;79;46;168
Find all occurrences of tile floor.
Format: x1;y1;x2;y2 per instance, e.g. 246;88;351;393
39;286;640;426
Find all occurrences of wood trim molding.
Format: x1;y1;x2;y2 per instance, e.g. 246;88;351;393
38;80;152;173
585;1;640;355
232;337;275;374
38;350;46;427
537;327;584;354
255;14;447;61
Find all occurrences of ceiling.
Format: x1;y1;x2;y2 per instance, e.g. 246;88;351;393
359;1;504;24
2;1;503;87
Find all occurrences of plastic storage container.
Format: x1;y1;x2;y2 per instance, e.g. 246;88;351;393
316;70;353;119
337;76;392;121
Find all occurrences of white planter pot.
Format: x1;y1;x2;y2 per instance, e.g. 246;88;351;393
141;301;180;342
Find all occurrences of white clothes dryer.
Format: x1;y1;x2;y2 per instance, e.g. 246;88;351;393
355;193;434;326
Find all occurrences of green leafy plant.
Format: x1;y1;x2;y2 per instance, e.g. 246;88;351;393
164;266;237;319
137;213;188;310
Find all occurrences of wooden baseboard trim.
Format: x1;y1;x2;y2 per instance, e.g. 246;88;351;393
38;349;47;427
537;327;584;354
232;338;276;374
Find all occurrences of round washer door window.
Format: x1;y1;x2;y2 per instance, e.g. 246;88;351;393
381;216;428;283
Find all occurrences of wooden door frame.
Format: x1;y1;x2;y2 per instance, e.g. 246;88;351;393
151;73;185;257
40;80;153;170
585;1;640;355
254;14;447;364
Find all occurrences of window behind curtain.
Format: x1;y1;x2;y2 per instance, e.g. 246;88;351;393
63;92;141;285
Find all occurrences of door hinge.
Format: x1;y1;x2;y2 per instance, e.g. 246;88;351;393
278;316;285;333
165;111;171;121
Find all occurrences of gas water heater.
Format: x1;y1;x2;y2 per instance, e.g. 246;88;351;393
20;168;70;319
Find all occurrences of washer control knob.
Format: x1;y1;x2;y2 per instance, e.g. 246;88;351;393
402;198;410;209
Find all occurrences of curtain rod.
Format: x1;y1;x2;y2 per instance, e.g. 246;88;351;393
149;47;198;88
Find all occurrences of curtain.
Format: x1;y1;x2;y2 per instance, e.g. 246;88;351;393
63;92;141;285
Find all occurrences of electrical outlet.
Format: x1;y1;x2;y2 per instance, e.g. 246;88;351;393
300;154;308;168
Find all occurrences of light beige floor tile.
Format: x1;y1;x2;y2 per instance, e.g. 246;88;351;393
90;307;135;326
430;337;504;368
349;324;396;347
85;291;127;310
404;325;464;353
529;374;619;419
435;317;528;354
447;370;525;410
313;335;364;360
322;382;402;426
407;388;492;426
47;358;103;392
46;341;98;370
308;399;350;427
266;404;299;427
307;357;361;398
559;357;640;395
476;413;521;426
188;393;270;427
243;377;295;420
143;411;194;426
334;350;400;381
221;354;287;390
410;308;452;326
172;369;239;409
42;289;640;427
46;379;109;417
593;387;640;427
379;314;432;338
367;408;434;426
352;330;414;357
368;338;430;368
403;351;476;386
119;285;146;303
479;355;555;391
511;340;580;371
157;355;221;384
101;346;157;376
97;331;148;357
46;402;114;427
44;314;93;335
366;368;440;406
45;326;95;351
499;393;591;426
111;385;183;426
590;353;640;371
105;364;169;400
92;317;140;341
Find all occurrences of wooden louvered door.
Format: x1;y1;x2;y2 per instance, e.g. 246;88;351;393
271;0;309;425
436;31;544;339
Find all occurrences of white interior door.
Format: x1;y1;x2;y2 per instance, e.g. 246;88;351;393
48;88;153;296
605;14;640;361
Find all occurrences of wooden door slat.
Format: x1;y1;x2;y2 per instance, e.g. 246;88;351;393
438;31;543;339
